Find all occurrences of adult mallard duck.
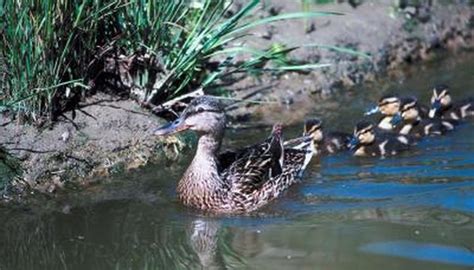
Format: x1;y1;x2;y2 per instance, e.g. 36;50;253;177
153;96;314;214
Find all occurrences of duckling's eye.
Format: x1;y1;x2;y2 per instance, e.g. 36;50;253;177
197;107;204;113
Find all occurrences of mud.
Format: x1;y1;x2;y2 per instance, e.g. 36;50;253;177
1;0;473;199
0;94;186;198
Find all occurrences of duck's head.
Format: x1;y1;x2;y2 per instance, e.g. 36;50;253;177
391;96;419;125
304;118;323;142
365;94;400;116
153;96;226;136
429;84;451;118
350;121;375;148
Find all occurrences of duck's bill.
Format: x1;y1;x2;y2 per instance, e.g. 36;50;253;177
349;137;359;149
390;113;403;126
153;118;190;136
428;100;441;118
364;106;380;116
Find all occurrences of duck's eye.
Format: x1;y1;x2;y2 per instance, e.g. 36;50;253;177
197;107;204;113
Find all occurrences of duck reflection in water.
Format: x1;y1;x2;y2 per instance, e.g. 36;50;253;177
185;217;268;269
187;219;227;269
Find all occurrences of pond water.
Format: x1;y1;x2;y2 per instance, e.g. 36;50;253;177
1;54;474;270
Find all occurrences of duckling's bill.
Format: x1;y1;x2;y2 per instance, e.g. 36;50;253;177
364;105;380;116
349;136;359;149
428;100;441;118
390;113;403;126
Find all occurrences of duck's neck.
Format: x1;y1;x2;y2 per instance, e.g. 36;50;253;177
196;131;223;157
177;129;226;207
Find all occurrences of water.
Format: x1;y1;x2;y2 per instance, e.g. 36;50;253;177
1;54;474;270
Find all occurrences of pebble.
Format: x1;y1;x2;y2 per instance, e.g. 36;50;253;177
61;131;70;142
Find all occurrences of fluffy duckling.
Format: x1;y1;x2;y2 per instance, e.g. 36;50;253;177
350;121;412;157
429;84;474;120
392;97;456;138
365;94;401;131
304;118;351;155
366;94;430;131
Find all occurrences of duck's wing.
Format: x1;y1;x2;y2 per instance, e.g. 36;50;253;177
217;140;280;174
222;125;314;198
217;149;240;173
220;124;285;194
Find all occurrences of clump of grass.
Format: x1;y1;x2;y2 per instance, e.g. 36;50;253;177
1;0;343;123
0;0;117;121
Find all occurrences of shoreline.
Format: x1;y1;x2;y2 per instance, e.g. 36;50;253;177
1;1;473;201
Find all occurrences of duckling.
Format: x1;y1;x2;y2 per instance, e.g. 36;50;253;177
365;94;401;131
350;121;412;157
392;97;456;138
153;96;314;214
303;118;351;155
429;84;474;120
366;94;430;131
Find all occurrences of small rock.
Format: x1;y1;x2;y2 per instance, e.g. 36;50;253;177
404;7;417;19
348;0;363;8
261;30;273;40
305;23;316;34
62;204;71;214
268;6;282;16
281;97;294;106
61;131;70;142
52;175;64;189
417;6;431;23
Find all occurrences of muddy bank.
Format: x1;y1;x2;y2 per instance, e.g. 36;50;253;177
0;94;187;198
1;0;473;199
228;1;474;121
229;0;474;121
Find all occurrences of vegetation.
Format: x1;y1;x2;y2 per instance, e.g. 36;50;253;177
0;0;339;123
0;0;354;192
0;147;22;195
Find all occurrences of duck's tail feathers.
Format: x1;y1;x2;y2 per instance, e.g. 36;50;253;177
283;134;311;148
298;139;314;177
282;134;314;178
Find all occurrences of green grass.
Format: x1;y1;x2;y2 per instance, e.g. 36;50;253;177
0;0;349;123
